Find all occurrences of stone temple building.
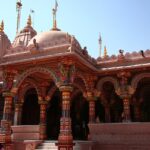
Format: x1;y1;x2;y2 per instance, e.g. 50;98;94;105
0;2;150;150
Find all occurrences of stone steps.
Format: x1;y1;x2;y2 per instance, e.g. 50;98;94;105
35;140;93;150
35;141;57;150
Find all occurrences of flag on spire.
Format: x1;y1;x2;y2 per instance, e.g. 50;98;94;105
55;0;58;11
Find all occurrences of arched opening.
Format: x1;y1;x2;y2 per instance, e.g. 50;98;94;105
46;89;61;140
95;98;105;123
21;88;40;125
100;81;123;123
71;92;89;140
133;77;150;122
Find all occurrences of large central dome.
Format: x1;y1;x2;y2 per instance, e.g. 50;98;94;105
27;30;81;51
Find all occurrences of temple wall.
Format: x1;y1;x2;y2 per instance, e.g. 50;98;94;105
89;123;150;150
12;125;40;141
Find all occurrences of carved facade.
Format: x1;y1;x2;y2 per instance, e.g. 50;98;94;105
0;15;150;149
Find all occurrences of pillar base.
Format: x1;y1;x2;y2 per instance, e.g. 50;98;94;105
4;143;14;150
56;142;75;150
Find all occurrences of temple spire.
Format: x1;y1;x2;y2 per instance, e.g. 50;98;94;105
104;45;108;57
52;0;59;30
0;20;4;32
27;15;32;26
98;33;102;57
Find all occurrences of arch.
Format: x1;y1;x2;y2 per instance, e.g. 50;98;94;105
131;73;150;89
18;78;41;103
14;67;58;89
75;72;87;90
96;76;119;91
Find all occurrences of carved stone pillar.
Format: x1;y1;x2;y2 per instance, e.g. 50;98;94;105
122;96;131;122
14;103;22;125
39;100;47;140
56;61;75;150
1;92;14;145
117;71;133;122
57;85;74;150
85;76;97;124
0;70;16;149
87;91;95;123
2;92;14;122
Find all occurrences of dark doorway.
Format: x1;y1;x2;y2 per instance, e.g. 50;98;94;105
95;99;105;122
71;92;89;140
134;78;150;122
46;89;61;140
102;82;123;123
141;87;150;122
0;94;4;120
21;88;40;125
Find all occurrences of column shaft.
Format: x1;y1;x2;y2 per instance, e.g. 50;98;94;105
39;103;47;140
123;98;131;122
14;103;22;125
57;85;74;150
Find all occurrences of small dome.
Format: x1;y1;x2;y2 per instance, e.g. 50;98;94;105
27;30;81;50
12;15;37;48
0;21;11;57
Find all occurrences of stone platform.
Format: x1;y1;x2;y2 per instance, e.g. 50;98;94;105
89;122;150;150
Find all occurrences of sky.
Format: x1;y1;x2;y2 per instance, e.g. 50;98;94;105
0;0;150;58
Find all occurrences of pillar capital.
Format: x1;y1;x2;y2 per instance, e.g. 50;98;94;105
3;92;15;97
2;69;17;92
116;85;135;99
58;62;75;86
59;85;73;92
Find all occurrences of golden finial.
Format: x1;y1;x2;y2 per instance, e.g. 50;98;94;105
27;15;32;26
104;45;108;57
52;0;59;30
0;20;4;32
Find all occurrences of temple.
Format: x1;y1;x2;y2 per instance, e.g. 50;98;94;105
0;2;150;150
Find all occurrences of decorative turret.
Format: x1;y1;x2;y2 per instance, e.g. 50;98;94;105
27;15;32;26
104;45;108;58
12;15;37;48
0;21;4;32
0;21;11;57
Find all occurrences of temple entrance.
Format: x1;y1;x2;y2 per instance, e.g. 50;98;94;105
71;92;89;140
100;81;123;123
133;78;150;122
46;89;61;140
21;88;40;125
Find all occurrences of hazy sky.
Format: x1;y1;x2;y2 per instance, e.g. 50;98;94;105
0;0;150;58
